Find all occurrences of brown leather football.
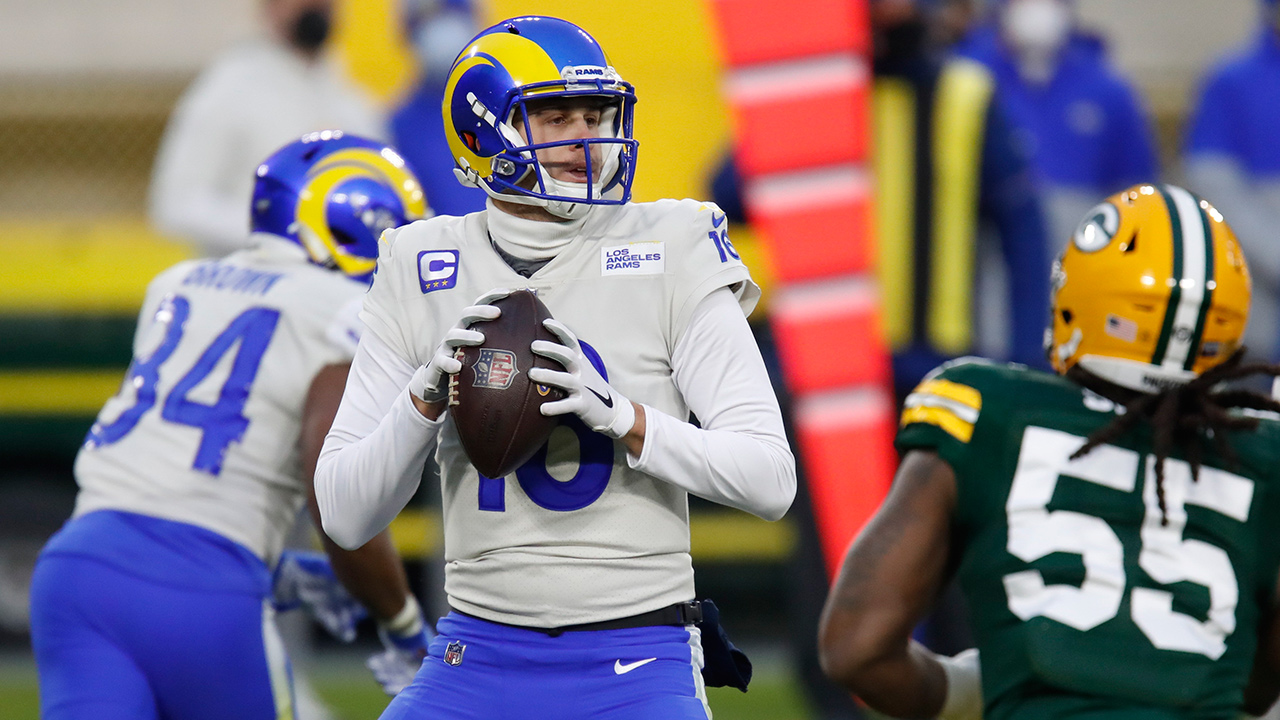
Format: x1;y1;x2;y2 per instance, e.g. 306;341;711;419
448;290;565;478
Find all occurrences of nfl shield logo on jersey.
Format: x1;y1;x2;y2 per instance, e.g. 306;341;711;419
444;640;466;666
472;349;518;390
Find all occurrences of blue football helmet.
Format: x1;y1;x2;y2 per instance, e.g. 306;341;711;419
442;16;638;219
251;131;429;282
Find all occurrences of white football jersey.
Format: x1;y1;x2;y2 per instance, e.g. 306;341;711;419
363;199;759;626
73;239;366;563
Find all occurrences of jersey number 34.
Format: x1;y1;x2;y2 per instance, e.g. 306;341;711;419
1004;426;1254;660
83;294;280;476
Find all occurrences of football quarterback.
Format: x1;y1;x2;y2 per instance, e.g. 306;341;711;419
30;132;431;718
315;15;796;720
819;183;1280;719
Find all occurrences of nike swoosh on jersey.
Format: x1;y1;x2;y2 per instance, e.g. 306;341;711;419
614;658;657;675
587;386;614;408
711;212;727;228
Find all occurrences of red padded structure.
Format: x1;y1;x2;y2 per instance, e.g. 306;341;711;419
770;279;889;394
709;0;890;580
793;389;897;578
746;167;874;282
727;58;870;176
712;0;868;65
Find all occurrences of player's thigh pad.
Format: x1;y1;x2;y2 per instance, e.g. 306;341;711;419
29;553;292;720
380;612;710;720
31;554;157;720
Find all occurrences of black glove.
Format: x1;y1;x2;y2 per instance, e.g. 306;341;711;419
697;599;752;692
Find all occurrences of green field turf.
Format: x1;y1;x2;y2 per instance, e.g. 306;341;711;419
0;650;817;720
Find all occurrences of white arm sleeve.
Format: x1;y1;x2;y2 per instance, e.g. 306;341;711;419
314;330;441;549
629;287;797;521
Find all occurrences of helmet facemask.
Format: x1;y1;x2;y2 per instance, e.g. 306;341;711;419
467;78;636;219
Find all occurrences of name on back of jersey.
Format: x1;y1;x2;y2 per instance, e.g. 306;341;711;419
181;263;283;297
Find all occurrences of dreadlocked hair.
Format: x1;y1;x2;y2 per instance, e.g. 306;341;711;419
1069;349;1280;525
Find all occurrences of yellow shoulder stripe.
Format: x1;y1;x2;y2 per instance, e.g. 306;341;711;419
900;378;982;443
900;405;975;443
913;378;982;412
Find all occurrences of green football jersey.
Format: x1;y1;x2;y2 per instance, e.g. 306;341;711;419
897;359;1280;720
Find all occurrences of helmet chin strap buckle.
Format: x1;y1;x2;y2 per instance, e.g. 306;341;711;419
545;200;586;220
1057;328;1083;365
296;226;335;267
454;164;481;188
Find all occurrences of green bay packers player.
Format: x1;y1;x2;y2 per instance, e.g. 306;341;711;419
30;133;431;719
819;183;1280;719
315;15;795;720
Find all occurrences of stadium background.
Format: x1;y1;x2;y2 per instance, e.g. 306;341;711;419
0;0;1265;718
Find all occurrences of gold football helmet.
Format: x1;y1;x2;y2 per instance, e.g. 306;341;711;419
1047;184;1251;392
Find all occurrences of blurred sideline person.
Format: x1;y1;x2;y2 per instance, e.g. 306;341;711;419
871;0;1050;394
315;16;796;720
819;184;1280;719
390;0;487;216
957;0;1159;251
30;133;431;720
149;0;384;256
1185;0;1280;362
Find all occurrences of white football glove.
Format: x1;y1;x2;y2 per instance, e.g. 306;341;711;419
936;647;983;720
365;595;433;696
407;288;511;404
270;550;367;643
529;318;636;439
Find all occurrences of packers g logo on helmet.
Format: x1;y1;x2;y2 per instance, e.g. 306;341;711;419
1048;184;1250;393
1072;202;1120;253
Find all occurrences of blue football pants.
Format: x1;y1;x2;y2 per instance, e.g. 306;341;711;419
30;553;295;720
380;611;712;720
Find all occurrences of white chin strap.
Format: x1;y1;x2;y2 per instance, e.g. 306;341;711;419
541;176;594;219
469;177;593;220
537;142;624;219
1077;354;1197;394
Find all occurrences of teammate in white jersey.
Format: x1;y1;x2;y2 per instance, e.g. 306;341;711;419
30;133;432;720
314;16;797;720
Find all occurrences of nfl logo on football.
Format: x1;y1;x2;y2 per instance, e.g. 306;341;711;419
444;640;466;667
473;348;518;390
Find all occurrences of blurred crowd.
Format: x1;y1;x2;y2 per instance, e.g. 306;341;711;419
882;0;1280;374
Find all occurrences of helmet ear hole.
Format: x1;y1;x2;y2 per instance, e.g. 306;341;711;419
1121;232;1138;253
1061;309;1074;324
